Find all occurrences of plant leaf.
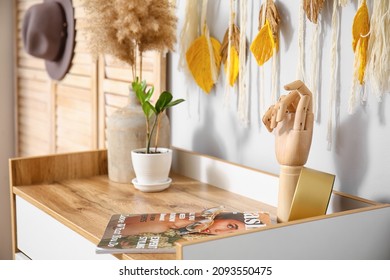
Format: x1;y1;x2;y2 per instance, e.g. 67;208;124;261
141;80;147;92
142;101;156;119
145;86;154;102
132;79;156;104
132;80;145;104
155;91;173;113
166;98;185;108
134;88;145;104
186;35;221;93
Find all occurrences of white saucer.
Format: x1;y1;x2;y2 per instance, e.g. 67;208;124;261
132;178;172;192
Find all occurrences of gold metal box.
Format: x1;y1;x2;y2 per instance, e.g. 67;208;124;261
288;167;335;221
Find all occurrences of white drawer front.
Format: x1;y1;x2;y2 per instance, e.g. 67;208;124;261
16;196;116;260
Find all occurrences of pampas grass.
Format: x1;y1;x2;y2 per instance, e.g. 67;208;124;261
83;0;177;80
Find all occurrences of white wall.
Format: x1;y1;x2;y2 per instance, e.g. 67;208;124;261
169;0;390;203
0;0;15;259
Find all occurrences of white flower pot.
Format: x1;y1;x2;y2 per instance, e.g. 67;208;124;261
131;148;173;192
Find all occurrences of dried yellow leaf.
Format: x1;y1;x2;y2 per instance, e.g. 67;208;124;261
352;1;370;51
250;20;277;66
224;46;239;86
352;0;370;84
357;38;369;84
220;25;240;87
186;35;221;93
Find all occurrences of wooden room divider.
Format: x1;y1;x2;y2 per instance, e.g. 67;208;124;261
15;0;166;157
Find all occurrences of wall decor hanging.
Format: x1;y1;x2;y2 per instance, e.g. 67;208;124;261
186;0;221;94
365;0;390;100
178;0;201;118
349;0;370;114
238;0;249;125
303;0;325;120
327;0;341;150
296;0;306;81
303;0;325;24
339;0;349;6
250;0;280;67
220;0;240;88
178;0;200;75
220;0;250;126
250;0;281;114
327;1;350;149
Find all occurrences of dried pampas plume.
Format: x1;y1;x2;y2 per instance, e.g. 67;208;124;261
83;0;133;64
83;0;177;80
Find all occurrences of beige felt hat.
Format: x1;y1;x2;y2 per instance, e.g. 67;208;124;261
22;0;75;81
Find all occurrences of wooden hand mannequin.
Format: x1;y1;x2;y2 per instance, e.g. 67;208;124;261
263;80;314;222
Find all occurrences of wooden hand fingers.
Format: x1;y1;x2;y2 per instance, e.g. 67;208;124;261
262;91;300;132
284;80;305;91
263;81;313;132
293;95;310;130
284;80;313;112
262;107;272;132
284;80;313;131
262;106;276;132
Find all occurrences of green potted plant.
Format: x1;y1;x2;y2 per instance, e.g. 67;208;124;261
83;0;178;185
131;79;184;191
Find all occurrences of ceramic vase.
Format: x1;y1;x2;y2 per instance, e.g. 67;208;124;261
106;91;170;183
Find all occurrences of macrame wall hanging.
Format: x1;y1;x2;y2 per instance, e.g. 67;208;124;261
326;0;352;150
303;0;325;120
178;0;200;75
238;0;249;125
296;0;306;81
348;0;370;114
219;0;249;125
250;0;281;115
220;0;239;110
303;0;324;23
220;0;239;89
177;0;388;138
365;0;390;101
185;0;221;94
327;0;346;150
178;0;201;118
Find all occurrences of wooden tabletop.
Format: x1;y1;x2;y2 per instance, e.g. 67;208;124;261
10;150;388;260
12;168;275;260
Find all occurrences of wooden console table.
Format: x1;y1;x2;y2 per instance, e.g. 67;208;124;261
9;149;390;259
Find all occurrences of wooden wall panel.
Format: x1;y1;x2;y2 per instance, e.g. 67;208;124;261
15;0;165;156
16;0;51;157
54;0;97;153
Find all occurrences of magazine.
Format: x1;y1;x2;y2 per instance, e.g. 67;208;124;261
96;206;272;254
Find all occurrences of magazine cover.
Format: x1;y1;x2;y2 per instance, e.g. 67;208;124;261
96;206;272;254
